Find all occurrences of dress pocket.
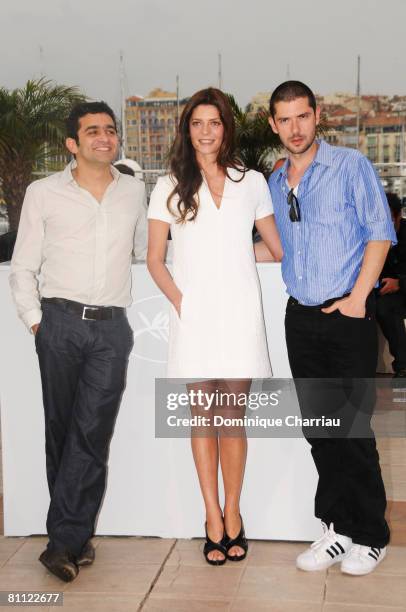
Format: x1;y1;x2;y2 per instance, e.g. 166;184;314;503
180;292;188;321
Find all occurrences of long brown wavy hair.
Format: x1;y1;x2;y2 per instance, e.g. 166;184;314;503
167;87;245;223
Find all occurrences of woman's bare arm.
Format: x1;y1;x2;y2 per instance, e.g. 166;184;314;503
147;219;182;315
254;215;283;262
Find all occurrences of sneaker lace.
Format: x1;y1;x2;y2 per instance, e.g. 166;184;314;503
350;544;378;560
310;522;337;550
348;544;362;558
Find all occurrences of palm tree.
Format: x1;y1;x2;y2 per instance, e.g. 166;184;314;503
227;94;282;177
0;78;86;231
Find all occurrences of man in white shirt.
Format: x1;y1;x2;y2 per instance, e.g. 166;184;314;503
10;101;147;582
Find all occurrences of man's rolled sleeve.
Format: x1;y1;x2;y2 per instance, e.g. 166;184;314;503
352;155;397;245
363;219;397;243
9;184;44;332
22;307;43;332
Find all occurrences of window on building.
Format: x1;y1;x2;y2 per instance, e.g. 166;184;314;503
367;147;377;163
383;145;390;163
383;125;400;133
394;147;401;162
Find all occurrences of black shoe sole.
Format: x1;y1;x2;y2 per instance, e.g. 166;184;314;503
39;554;78;582
76;556;94;567
76;542;95;567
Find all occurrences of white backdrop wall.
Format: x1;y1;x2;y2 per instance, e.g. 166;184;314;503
0;262;320;541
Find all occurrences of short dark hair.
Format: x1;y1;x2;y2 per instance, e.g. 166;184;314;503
269;81;317;118
386;192;402;215
66;101;117;143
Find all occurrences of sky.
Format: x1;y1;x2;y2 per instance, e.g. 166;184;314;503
1;0;406;113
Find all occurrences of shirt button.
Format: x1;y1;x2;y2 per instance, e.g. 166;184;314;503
298;251;301;255
298;276;303;280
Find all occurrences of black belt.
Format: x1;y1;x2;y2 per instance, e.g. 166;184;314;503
288;291;376;312
41;297;126;321
288;293;351;309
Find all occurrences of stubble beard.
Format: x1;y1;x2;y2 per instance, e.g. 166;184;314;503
283;128;317;157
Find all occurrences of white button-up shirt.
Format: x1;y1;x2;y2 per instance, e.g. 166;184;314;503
10;161;147;331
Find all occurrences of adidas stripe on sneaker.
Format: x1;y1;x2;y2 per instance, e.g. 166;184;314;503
341;544;387;575
296;522;352;571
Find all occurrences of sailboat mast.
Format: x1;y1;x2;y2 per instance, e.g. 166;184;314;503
120;50;127;158
356;55;361;149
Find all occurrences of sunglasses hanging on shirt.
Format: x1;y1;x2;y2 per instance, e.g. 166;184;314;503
287;188;301;222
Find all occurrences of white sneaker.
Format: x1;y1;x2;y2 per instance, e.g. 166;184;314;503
296;522;352;571
341;544;387;575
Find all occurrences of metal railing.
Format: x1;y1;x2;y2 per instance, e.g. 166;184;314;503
374;163;406;200
2;163;406;236
139;169;167;199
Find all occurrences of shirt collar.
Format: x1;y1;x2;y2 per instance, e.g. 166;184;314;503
275;139;333;184
60;160;77;185
59;159;120;186
275;159;289;182
313;139;334;167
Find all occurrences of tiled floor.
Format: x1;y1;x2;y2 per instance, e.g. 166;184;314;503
1;430;405;610
387;501;406;546
0;526;405;611
0;458;405;611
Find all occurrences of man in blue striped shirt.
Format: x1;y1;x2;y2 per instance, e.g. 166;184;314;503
268;81;395;576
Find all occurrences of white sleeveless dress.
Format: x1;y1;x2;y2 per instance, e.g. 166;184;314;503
147;168;273;379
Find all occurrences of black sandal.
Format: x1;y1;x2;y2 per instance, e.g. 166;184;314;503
203;522;227;566
224;515;248;562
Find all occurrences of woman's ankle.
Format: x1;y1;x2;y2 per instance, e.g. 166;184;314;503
223;505;240;518
206;507;223;523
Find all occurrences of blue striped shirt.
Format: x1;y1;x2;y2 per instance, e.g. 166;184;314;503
268;140;397;305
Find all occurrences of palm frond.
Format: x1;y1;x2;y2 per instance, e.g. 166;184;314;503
226;93;282;177
0;78;87;230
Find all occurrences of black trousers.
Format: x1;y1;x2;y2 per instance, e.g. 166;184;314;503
376;291;406;372
285;294;390;548
35;301;133;556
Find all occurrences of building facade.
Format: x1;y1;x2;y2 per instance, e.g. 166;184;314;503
360;114;406;196
125;88;189;171
249;90;406;198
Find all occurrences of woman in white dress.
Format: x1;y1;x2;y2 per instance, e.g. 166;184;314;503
147;88;282;565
